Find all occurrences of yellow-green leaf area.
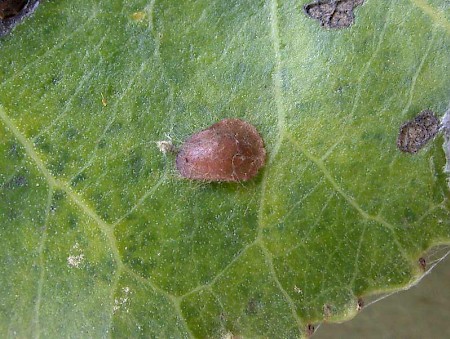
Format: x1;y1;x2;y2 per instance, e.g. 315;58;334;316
0;0;449;337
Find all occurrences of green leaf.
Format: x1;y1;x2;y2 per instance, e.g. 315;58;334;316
1;0;449;337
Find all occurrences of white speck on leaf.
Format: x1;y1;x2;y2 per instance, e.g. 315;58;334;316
294;285;303;294
156;140;175;154
67;254;84;268
67;242;84;268
113;287;131;314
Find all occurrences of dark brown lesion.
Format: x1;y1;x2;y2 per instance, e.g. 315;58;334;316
304;0;364;29
0;0;40;37
0;0;29;20
397;109;441;154
418;257;426;271
357;297;364;310
306;323;315;337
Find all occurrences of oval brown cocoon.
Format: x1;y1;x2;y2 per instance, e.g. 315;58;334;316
176;119;266;182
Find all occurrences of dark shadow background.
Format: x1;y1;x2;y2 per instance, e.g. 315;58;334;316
316;254;450;338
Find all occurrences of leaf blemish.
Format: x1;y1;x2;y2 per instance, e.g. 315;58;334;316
71;172;87;187
304;0;364;29
0;0;40;37
357;298;364;311
306;324;315;336
131;11;146;22
418;257;426;271
396;109;440;154
0;0;28;20
67;254;84;268
101;93;107;107
323;303;333;318
113;286;131;314
156;140;176;154
7;142;23;159
3;174;28;189
67;243;85;269
245;297;262;315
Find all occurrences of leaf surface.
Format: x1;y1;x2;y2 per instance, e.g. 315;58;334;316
1;0;450;337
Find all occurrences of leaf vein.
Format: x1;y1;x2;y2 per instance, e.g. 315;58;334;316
387;28;437;174
180;241;256;300
256;0;285;238
31;187;53;338
1;13;98;87
286;132;410;259
259;242;304;332
410;0;450;33
69;61;148;185
32;37;108;141
268;0;286;160
350;223;367;288
125;267;195;338
282;193;335;258
400;27;437;118
349;6;392;119
0;104;124;272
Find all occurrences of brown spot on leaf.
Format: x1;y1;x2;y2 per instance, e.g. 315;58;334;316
176;118;266;182
357;297;364;311
306;324;315;337
323;303;333;318
418;257;426;271
304;0;364;29
397;109;440;154
0;0;40;37
0;0;28;19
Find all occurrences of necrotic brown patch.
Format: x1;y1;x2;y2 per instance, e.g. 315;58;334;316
397;109;440;154
0;0;28;20
0;0;39;37
304;0;364;29
418;257;427;271
176;118;266;182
